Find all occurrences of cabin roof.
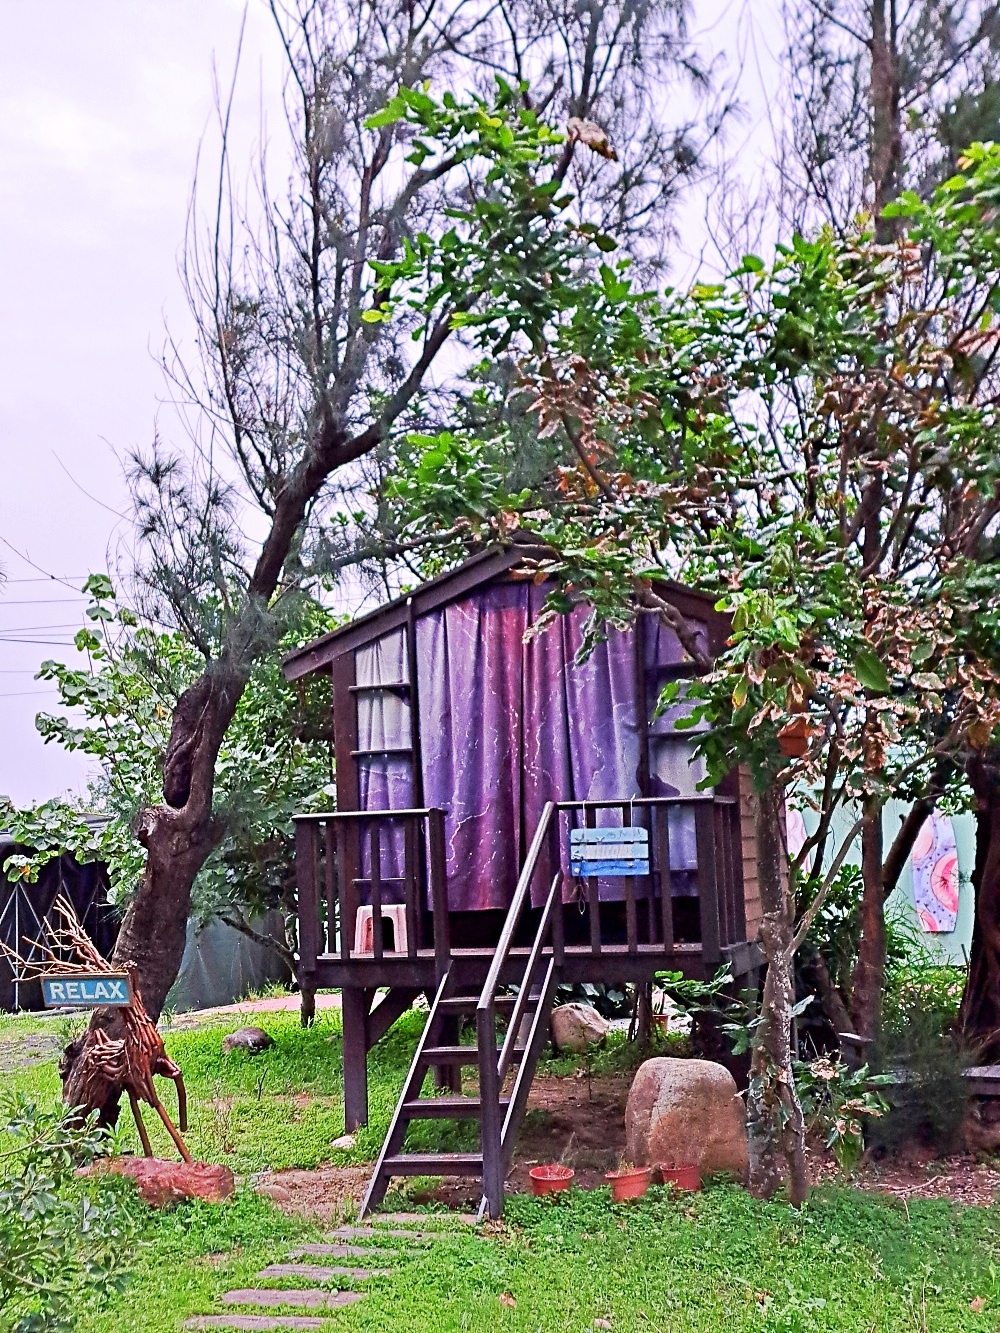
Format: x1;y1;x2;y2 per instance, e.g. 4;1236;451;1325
281;542;722;681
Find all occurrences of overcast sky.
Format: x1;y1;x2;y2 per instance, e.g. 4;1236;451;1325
0;0;778;809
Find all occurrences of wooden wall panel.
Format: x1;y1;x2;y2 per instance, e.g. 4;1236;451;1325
738;765;763;943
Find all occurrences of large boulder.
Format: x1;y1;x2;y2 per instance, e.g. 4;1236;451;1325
79;1158;236;1207
625;1057;748;1179
550;1003;609;1054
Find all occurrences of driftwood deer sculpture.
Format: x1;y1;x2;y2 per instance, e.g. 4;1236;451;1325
2;895;191;1162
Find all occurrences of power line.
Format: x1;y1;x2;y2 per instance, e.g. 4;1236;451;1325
0;576;88;584
0;598;87;606
0;623;85;633
0;638;76;646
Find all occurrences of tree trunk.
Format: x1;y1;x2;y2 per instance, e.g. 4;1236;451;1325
746;778;808;1205
849;796;885;1043
61;665;245;1117
870;0;902;241
958;754;1000;1061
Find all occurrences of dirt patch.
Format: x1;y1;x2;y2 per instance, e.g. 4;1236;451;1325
0;1029;65;1073
811;1146;1000;1207
251;1073;1000;1216
253;1166;370;1221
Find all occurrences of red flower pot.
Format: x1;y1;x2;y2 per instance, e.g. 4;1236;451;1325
657;1163;701;1192
606;1166;652;1202
529;1164;575;1196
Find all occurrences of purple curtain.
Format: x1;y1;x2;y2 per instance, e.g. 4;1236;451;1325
355;628;411;894
415;584;707;912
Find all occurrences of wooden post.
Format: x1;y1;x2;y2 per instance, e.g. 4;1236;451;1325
342;986;370;1131
323;821;336;955
404;817;418;958
695;802;721;967
370;821;384;961
295;820;320;980
657;804;675;951
548;810;564;968
336;820;351;960
478;1001;504;1219
428;808;450;982
584;805;601;955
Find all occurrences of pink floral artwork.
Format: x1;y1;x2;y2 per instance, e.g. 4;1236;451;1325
910;811;959;932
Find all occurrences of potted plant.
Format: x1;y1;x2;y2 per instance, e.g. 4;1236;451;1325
528;1164;575;1196
605;1161;652;1202
656;1163;701;1191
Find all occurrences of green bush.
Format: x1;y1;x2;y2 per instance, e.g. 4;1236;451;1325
870;927;971;1154
0;1096;134;1332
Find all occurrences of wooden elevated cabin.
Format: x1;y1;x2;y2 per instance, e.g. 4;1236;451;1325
282;546;763;1217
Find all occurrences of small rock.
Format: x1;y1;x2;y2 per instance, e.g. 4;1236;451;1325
330;1133;356;1151
222;1026;274;1054
625;1057;748;1180
79;1157;236;1207
550;1003;609;1054
254;1180;293;1205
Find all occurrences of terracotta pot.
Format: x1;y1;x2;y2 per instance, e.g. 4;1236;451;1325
656;1163;701;1192
606;1165;652;1202
529;1164;575;1196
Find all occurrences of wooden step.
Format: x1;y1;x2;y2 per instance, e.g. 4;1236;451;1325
402;1095;510;1119
382;1152;483;1176
422;1045;522;1065
437;996;518;1013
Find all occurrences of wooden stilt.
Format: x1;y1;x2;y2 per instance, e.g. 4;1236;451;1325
342;986;369;1131
150;1091;193;1163
173;1073;188;1132
129;1091;153;1158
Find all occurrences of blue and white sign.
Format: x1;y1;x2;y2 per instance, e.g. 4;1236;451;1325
570;826;650;878
41;973;132;1008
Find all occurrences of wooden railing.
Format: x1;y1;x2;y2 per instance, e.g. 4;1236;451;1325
556;795;740;964
294;793;741;984
293;807;449;983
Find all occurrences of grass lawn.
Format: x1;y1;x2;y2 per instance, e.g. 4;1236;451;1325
3;1002;1000;1332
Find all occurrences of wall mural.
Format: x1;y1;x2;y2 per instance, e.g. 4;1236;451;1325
911;810;960;933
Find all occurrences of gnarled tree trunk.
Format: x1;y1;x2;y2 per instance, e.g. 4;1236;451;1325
849;796;885;1043
62;665;246;1119
747;778;808;1205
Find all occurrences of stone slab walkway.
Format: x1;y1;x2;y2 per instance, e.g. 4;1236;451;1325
183;1211;478;1330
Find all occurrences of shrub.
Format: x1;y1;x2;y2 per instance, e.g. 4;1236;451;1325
0;1095;134;1332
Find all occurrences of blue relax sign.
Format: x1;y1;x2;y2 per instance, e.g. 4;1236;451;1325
570;826;650;878
41;974;132;1008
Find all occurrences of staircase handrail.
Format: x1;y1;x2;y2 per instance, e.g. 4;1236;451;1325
477;801;559;1012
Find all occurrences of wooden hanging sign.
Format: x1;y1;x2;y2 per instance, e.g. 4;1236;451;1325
40;972;133;1008
570;826;649;878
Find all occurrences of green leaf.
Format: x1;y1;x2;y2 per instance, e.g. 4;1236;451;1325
853;648;891;694
364;96;407;130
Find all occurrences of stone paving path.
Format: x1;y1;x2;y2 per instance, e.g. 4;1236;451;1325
183;1212;476;1331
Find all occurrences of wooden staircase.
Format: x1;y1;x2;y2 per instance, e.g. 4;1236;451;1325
360;804;564;1220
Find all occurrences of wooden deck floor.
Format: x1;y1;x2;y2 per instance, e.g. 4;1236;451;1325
306;939;759;990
